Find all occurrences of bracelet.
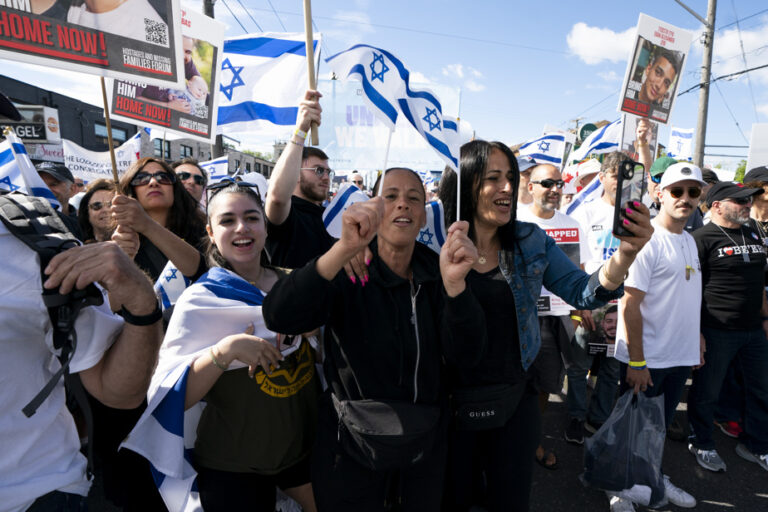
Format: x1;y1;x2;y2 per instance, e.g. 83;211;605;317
289;138;304;147
628;360;647;368
209;347;228;371
600;264;623;287
570;315;583;322
120;302;162;326
629;364;647;370
294;128;307;139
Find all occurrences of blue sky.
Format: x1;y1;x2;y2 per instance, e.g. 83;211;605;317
5;0;768;170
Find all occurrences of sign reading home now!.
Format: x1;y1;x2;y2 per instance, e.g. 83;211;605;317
0;0;184;88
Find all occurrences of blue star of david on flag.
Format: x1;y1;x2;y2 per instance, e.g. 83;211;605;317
418;229;434;246
220;58;245;101
537;141;551;153
423;107;441;132
164;268;178;283
369;52;389;82
0;176;19;192
518;132;566;167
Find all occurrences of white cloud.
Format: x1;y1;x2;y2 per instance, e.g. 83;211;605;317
323;10;374;48
442;63;464;79
465;80;486;92
758;104;768;117
409;71;433;85
566;22;635;65
441;63;486;93
597;70;620;82
710;20;768;86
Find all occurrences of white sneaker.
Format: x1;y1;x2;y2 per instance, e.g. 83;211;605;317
614;484;652;506
663;475;696;508
606;493;636;512
735;443;768;471
688;443;727;472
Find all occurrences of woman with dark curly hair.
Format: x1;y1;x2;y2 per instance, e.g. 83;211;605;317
113;156;207;281
77;178;116;243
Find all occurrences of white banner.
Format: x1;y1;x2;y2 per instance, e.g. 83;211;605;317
62;133;142;182
747;124;768;173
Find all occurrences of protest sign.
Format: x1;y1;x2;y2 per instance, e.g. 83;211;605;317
619;113;659;161
667;127;694;160
747;124;768;173
62;132;141;181
110;8;224;142
618;13;692;125
0;0;183;88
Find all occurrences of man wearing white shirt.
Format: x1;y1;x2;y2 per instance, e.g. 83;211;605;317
611;163;707;511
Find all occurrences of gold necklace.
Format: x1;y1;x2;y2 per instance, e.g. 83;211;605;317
680;236;694;281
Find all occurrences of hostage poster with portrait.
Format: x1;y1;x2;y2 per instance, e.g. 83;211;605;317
617;13;693;125
0;0;184;88
619;113;659;161
109;8;224;142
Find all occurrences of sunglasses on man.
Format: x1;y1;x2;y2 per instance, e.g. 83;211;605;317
177;171;206;186
300;165;334;179
722;197;753;205
667;187;702;199
530;179;565;189
130;171;176;187
88;200;112;211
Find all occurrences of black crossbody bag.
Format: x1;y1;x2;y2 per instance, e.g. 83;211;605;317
451;381;527;431
329;329;441;471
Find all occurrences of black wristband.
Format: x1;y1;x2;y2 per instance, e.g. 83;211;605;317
120;302;162;326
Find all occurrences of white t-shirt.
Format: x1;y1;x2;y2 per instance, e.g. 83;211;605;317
569;197;620;273
68;0;166;46
614;220;702;368
518;207;590;316
0;223;123;512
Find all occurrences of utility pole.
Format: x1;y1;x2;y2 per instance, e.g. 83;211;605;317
203;0;225;158
673;0;716;168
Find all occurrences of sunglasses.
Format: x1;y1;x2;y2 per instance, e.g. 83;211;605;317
205;179;263;210
530;179;565;189
723;197;753;205
130;171;176;187
88;200;112;211
650;173;662;184
668;187;702;199
300;165;334;179
177;171;206;186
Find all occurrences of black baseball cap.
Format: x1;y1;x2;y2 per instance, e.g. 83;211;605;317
0;91;21;121
700;168;720;185
35;162;75;183
705;181;762;208
744;166;768;184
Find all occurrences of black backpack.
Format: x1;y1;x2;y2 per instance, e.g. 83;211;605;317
0;193;103;476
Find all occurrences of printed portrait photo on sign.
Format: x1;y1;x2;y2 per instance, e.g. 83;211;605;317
620;114;658;161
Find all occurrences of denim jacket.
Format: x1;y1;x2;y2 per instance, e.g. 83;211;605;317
498;221;623;370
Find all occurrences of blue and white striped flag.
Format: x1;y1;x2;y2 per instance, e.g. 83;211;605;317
667;127;694;160
565;174;603;216
418;200;446;254
518;133;566;168
198;155;229;184
154;261;191;312
569;119;622;163
217;33;320;135
0;131;60;209
327;44;460;170
323;182;370;238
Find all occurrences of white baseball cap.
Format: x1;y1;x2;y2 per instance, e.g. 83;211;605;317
659;163;707;190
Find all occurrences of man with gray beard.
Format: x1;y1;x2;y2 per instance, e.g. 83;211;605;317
518;164;590;468
688;182;768;473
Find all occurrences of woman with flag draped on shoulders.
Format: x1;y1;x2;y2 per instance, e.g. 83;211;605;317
263;167;487;512
437;140;653;512
122;181;321;512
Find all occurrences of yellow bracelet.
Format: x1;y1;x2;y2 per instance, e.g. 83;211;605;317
294;128;307;139
209;347;228;371
628;360;647;368
570;315;583;322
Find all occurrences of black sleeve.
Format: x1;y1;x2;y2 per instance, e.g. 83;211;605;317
263;257;338;334
440;286;487;367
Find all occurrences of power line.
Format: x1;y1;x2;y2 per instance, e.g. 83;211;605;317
717;7;768;31
730;0;760;123
560;91;617;126
265;0;287;31
712;80;750;144
220;0;249;33
234;0;263;31
677;62;768;96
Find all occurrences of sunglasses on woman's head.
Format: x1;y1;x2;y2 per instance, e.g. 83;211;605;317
668;187;702;199
177;171;206;186
205;179;263;210
530;179;565;189
130;171;176;187
88;200;112;211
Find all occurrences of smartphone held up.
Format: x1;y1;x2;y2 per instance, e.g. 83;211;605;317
613;159;646;237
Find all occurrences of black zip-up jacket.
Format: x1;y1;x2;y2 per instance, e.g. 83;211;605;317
263;238;486;405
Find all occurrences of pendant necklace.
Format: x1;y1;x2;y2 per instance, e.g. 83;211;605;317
715;223;749;263
477;253;487;265
680;236;694;281
754;218;768;247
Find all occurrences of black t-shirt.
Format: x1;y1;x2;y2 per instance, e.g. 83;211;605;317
266;195;335;269
693;222;767;330
450;266;523;387
748;218;768;285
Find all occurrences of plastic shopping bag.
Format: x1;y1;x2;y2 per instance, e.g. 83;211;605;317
581;390;666;507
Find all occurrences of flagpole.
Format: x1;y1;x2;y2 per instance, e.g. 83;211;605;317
456;161;461;223
303;0;319;146
378;128;393;196
99;77;120;184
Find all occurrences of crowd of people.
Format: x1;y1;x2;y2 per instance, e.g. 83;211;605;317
2;88;767;512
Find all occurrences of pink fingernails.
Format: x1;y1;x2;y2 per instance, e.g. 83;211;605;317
626;208;633;215
350;276;356;284
633;201;641;208
623;219;630;225
365;257;371;265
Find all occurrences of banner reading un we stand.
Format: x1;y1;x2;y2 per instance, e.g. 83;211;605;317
0;0;184;88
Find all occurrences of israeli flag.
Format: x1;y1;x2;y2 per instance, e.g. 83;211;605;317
418;200;446;254
0;130;60;209
327;44;460;170
154;261;192;312
322;182;370;238
217;33;320;135
518;133;566;168
569;119;622;163
565;174;603;216
667;127;694;160
198;156;229;184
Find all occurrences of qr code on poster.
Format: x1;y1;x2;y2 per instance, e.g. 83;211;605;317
144;18;168;46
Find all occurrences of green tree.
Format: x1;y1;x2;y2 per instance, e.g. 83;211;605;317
734;159;747;183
